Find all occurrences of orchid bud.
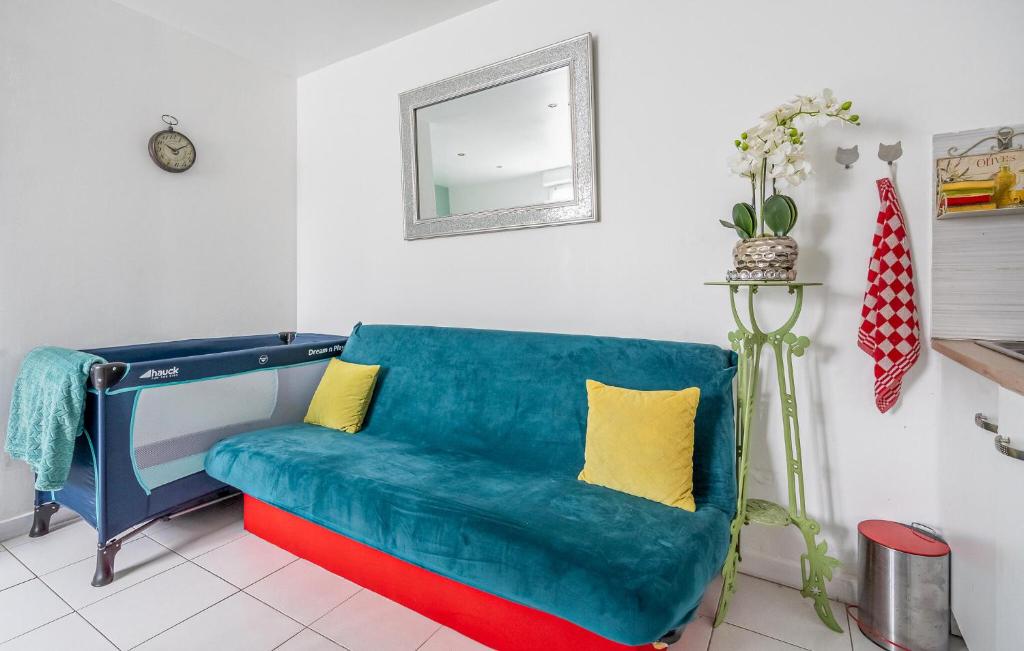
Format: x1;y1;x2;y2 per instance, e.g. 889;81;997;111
850;114;860;122
740;142;749;151
841;101;852;110
734;139;741;147
740;132;748;140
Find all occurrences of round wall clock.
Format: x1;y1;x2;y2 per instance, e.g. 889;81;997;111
148;115;196;173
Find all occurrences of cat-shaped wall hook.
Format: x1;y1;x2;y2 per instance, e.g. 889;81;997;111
878;141;903;165
835;145;859;169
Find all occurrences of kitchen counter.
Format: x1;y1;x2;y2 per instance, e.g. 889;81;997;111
932;338;1024;396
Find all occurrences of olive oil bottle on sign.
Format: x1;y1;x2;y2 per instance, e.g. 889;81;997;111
993;165;1016;208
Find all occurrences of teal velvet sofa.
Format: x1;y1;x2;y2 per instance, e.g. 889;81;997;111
205;324;737;647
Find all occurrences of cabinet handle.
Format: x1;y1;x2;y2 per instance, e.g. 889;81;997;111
975;413;998;433
995;436;1024;461
975;413;1024;461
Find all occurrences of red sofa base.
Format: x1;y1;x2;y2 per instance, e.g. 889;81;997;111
243;495;652;650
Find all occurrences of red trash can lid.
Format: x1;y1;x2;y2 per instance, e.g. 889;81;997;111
858;520;950;557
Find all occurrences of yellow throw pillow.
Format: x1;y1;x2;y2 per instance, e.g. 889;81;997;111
304;358;381;433
578;379;700;511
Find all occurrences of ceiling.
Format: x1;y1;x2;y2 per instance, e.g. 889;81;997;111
110;0;498;76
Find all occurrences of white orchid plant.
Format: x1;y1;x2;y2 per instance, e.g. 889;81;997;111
720;89;860;239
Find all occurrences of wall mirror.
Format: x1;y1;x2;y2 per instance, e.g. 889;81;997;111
400;34;596;240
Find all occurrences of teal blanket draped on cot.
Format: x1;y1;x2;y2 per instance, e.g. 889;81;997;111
5;347;104;491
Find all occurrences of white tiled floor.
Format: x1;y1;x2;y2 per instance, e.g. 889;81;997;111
0;497;971;650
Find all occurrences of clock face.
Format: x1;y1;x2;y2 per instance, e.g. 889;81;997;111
148;129;196;172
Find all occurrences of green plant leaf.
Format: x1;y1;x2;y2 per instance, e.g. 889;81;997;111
764;195;794;236
721;218;751;239
732;203;755;239
720;217;750;240
780;194;799;232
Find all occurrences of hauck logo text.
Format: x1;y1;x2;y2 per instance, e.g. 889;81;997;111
139;366;180;380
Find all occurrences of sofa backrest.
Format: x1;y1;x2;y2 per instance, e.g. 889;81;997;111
340;324;737;514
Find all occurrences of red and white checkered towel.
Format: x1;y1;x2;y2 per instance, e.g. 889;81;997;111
858;177;920;413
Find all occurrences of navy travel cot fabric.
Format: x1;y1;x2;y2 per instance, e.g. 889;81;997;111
40;332;346;548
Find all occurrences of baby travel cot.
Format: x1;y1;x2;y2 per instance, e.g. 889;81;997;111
29;331;346;586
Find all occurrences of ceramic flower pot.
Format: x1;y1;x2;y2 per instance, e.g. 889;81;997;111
728;236;799;281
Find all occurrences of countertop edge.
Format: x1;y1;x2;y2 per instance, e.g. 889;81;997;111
932;338;1024;396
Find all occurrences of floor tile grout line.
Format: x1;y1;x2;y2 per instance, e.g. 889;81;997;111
5;533;100;577
77;611;122;651
38;572;123;650
231;556;301;591
301;626;353;651
741;571;854;606
724;572;855;649
65;559;188;613
8;526;179;582
240;555;300;589
722;622;812;650
41;538;189;613
7;548;37;575
0;602;74;647
149;522;250;562
0;577;81;647
270;627;306;651
1;517;84;552
7;522;191;586
0;574;36;593
137;532;200;563
118;573;310;650
123;585;242;650
235;571;325;630
270;627;350;651
0;548;39;594
413;623;445;650
187;530;258;564
0;610;76;646
306;584;367;630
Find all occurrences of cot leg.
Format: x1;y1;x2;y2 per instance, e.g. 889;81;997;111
91;540;122;587
29;502;60;538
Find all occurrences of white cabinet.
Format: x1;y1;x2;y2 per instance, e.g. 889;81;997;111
937;356;1024;651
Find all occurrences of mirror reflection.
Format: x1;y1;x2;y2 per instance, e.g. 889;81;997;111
415;66;573;219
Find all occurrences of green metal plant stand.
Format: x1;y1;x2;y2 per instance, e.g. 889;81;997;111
705;281;842;633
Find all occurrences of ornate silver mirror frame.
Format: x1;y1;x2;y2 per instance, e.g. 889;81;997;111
400;34;596;240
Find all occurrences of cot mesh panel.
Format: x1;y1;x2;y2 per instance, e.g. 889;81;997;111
130;363;327;490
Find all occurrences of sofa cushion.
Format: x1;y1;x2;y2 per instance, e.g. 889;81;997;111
578;380;700;511
340;324;738;514
304;358;380;433
206;423;731;645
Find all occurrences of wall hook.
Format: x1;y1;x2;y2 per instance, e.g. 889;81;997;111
878;141;903;165
835;145;859;169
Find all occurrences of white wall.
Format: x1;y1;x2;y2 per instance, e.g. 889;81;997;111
297;0;1024;601
0;0;297;530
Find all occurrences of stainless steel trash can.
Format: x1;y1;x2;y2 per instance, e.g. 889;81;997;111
857;520;951;651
